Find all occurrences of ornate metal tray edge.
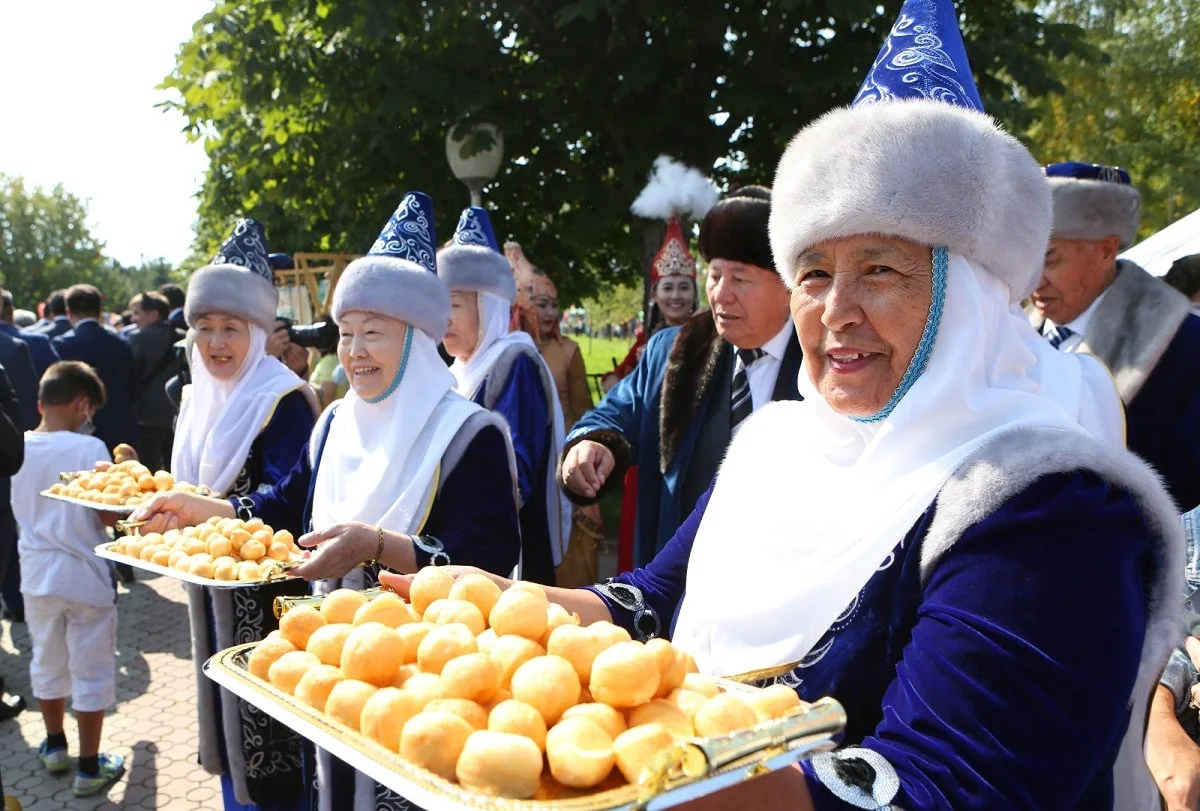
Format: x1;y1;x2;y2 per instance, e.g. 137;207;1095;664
94;543;299;589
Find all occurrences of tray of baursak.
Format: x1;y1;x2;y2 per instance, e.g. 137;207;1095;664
42;453;215;514
204;570;846;809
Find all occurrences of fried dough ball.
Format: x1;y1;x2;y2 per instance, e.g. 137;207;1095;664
628;699;693;739
207;536;233;559
488;635;545;690
400;710;474;782
212;558;237;581
448;573;503;619
248;636;297;681
305;623;354;667
360;687;422;752
509;655;580;725
237;561;263;582
434;599;487;637
409;566;455;615
666;688;707;721
545;716;615;789
325;680;378;731
395;622;435;664
189;559;215;579
423;598;450;624
294;664;345;712
341;623;403;687
561;703;627;742
476;628;498;655
488;699;548;752
393;663;420;688
267;542;292;561
240;539;266;562
417;623;478;675
539;603;580;649
441;653;501;705
588;621;632;651
489;590;547;641
646;638;688;698
546;625;605;684
403;673;448;708
153;471;175;491
279;606;327;650
268;651;322;695
456;730;543;799
589;642;660;708
681;673;721;699
272;528;294;546
693;693;757;737
184;538;207;556
168;550;188;570
747;683;803;722
151;548;172;567
321;588;368;625
507;581;549;605
353;593;414;628
425;698;489;731
613;724;675;784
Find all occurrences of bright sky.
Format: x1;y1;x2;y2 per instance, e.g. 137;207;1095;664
0;0;213;267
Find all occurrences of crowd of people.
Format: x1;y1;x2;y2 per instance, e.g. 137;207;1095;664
2;0;1200;808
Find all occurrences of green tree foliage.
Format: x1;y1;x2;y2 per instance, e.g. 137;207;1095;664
1026;0;1200;236
164;0;1088;302
0;174;178;312
581;281;643;330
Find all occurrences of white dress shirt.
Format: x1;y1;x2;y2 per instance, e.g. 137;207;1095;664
1043;289;1108;352
738;319;795;412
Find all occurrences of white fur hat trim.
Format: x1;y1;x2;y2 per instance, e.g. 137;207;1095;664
333;255;451;342
1047;177;1141;248
437;244;517;302
185;264;279;332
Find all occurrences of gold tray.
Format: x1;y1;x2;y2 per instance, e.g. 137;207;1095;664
205;642;845;809
94;543;301;589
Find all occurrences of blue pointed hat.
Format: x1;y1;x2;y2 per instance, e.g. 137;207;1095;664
368;191;438;273
452;206;501;252
333;192;452;341
185;218;279;331
436;206;516;301
853;0;984;111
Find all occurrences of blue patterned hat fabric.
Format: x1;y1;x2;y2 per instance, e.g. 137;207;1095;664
452;206;501;252
853;0;984;111
1045;161;1132;186
368;191;438;273
212;218;273;282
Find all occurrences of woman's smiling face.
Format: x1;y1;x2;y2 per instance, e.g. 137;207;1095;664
193;314;251;380
790;235;933;417
336;311;409;400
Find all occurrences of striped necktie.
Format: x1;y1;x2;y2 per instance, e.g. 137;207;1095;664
730;347;765;431
1046;324;1074;349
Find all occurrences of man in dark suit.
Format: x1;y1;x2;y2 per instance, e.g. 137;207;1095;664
0;362;28;720
127;291;182;470
0;338;35;624
1;289;57;380
561;187;803;567
159;283;187;333
51;284;140;452
29;290;71;339
0;321;37;431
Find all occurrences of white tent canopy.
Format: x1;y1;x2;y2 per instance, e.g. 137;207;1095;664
1120;207;1200;277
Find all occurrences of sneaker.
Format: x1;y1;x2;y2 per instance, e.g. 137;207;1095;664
73;752;124;797
37;740;69;774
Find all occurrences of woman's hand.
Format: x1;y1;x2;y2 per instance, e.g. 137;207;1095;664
560;440;615;498
378;566;511;599
290;522;378;581
131;491;235;534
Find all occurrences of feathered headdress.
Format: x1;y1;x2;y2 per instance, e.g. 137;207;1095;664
632;156;719;284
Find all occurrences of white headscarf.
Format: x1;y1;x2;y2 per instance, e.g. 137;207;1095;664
310;326;473;535
172;325;303;495
450;291;570;563
671;253;1123;677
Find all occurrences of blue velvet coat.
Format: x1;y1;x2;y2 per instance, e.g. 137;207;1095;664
587;471;1153;810
473;352;555;585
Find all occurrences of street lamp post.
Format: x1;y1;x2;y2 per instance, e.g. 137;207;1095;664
445;123;504;207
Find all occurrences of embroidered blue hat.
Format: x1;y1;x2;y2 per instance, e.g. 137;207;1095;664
185;218;279;332
771;0;1050;305
452;206;501;251
853;0;984;111
437;206;516;302
1044;161;1141;247
334;192;452;341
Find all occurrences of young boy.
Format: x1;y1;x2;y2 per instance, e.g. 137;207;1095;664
9;361;124;796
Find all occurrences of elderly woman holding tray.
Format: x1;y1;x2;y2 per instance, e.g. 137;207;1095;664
382;2;1180;809
171;218;316;811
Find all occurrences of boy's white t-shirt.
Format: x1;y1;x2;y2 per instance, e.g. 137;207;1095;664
11;431;114;607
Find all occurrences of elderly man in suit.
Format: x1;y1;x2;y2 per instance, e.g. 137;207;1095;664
51;284;140;453
1;289;58;380
561;187;803;568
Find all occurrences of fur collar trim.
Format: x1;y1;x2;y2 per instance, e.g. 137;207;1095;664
1027;261;1190;403
660;311;725;474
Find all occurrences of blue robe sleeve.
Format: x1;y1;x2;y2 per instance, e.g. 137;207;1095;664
231;441;312;538
254;389;316;488
801;471;1151;810
489;355;547;507
584;482;710;638
416;424;521;576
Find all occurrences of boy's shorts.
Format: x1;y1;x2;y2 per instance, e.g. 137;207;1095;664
25;594;117;713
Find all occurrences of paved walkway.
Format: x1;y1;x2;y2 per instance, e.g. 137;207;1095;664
0;573;221;810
